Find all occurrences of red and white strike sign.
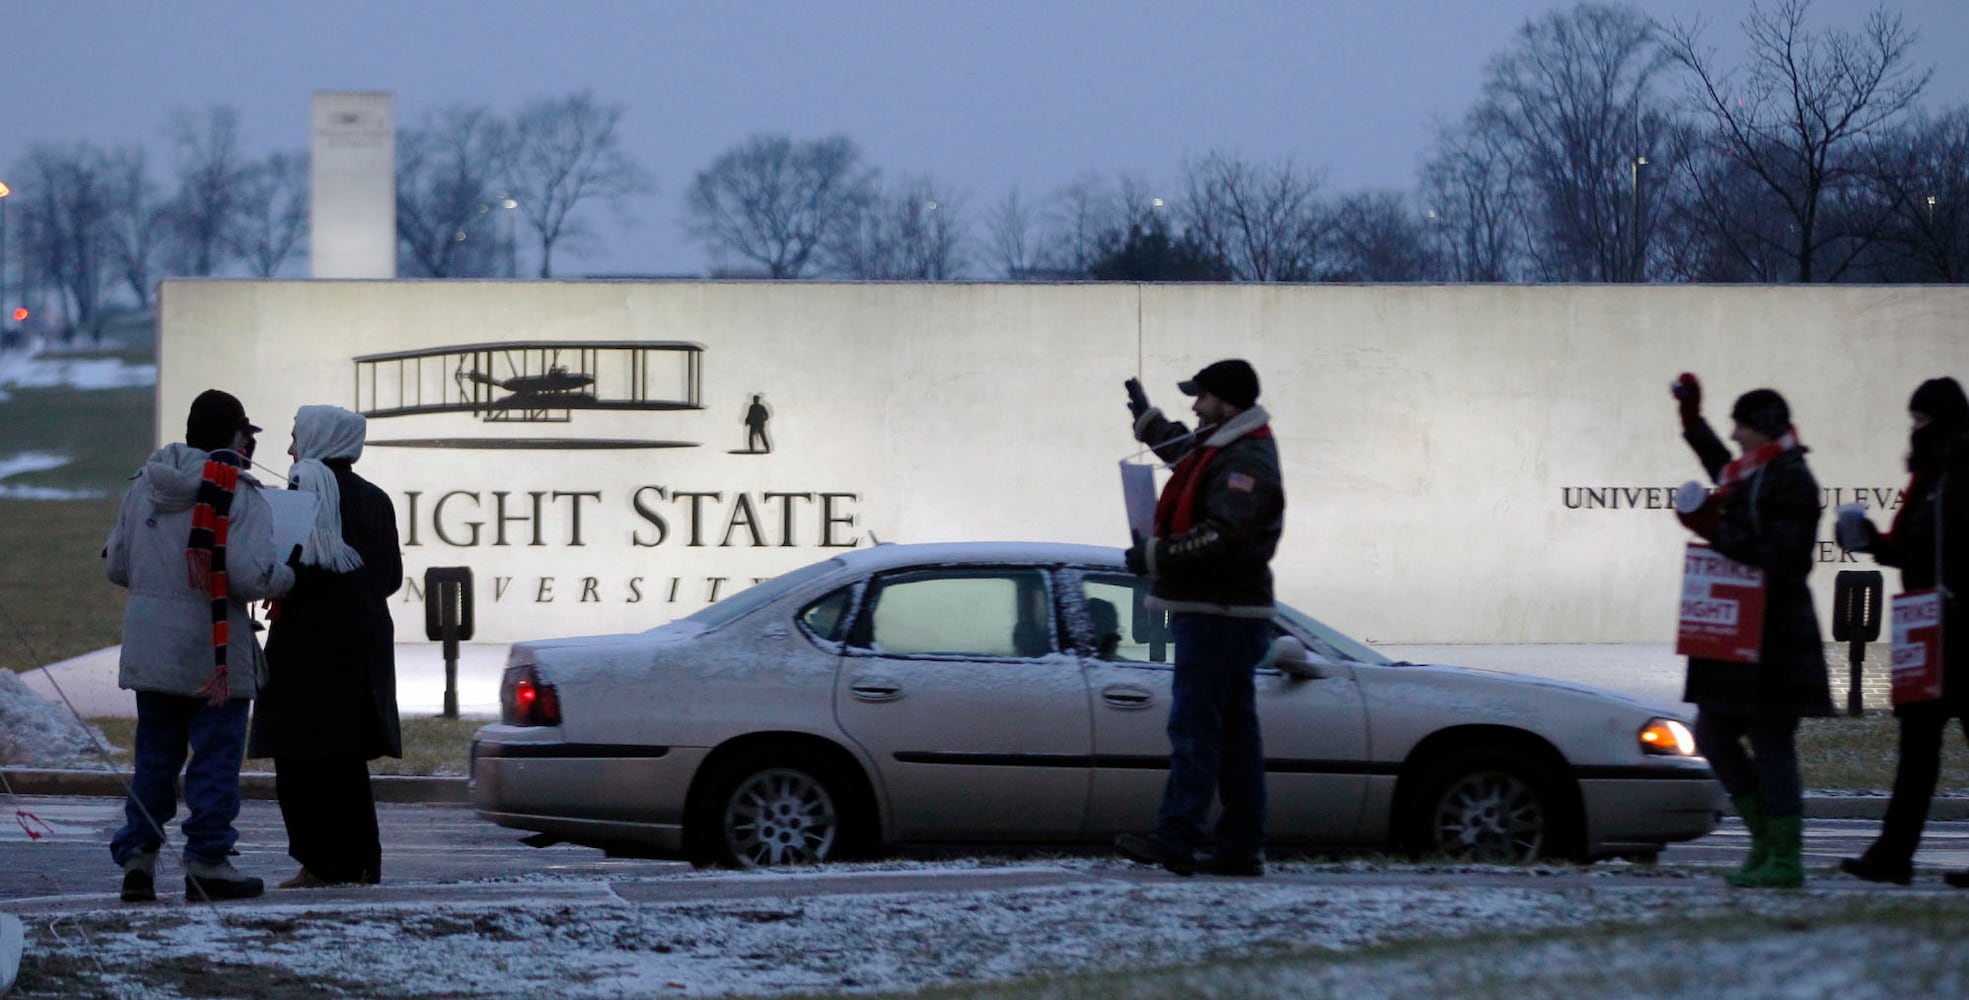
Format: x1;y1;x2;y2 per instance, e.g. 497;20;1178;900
1890;590;1943;706
1676;543;1767;663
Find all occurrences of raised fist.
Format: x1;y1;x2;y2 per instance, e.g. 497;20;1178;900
1125;378;1151;420
1671;372;1702;425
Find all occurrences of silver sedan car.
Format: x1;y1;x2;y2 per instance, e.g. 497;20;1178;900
471;542;1722;867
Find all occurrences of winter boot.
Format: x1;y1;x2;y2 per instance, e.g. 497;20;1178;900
119;852;157;903
1728;813;1804;889
184;859;265;902
1731;792;1770;879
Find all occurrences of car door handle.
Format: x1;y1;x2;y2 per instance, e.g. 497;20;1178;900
849;677;904;702
1100;684;1154;709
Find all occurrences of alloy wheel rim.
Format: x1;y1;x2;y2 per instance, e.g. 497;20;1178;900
1431;770;1544;862
723;767;838;867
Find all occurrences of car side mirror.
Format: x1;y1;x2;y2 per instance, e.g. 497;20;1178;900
1268;636;1331;680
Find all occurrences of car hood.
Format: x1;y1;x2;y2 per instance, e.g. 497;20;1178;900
1386;659;1684;719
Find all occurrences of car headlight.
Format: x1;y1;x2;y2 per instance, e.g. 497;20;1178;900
1638;717;1696;756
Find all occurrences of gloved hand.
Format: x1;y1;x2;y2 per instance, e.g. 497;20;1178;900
1672;480;1709;515
1671;373;1702;427
286;544;304;568
1125;378;1151;420
1834;503;1874;552
1124;533;1150;576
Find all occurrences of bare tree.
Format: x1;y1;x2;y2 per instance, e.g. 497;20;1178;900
165;105;251;276
827;175;967;279
685;134;876;278
1324;192;1433;282
498;91;651;278
232;151;309;277
1178;153;1325;282
397;106;510;278
984;186;1042;278
1856;106;1969;281
102;147;170;309
1663;0;1932;281
1035;172;1165;274
1420;116;1524;281
1476;3;1679;282
13;144;117;335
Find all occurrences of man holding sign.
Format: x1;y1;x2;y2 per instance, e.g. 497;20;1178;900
1671;376;1832;889
1833;376;1969;889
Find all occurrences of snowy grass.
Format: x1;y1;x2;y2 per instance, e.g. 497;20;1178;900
12;866;1969;999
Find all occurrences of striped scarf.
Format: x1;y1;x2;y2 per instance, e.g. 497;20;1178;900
186;449;245;706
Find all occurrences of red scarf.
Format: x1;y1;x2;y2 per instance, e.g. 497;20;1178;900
1154;425;1272;535
1886;471;1928;547
1716;427;1802;493
186;451;244;706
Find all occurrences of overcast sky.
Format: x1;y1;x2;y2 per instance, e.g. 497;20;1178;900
4;0;1966;278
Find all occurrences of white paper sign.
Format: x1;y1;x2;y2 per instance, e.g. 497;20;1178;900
261;488;320;557
1120;461;1157;539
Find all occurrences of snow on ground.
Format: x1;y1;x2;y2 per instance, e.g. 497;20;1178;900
0;452;102;500
0;344;155;404
19;859;1949;1000
0;669;111;768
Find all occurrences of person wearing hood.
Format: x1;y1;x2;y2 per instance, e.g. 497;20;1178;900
104;389;296;903
1112;359;1285;877
1670;375;1834;889
249;404;403;888
1835;376;1969;889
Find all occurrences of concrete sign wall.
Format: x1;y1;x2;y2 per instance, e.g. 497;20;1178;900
156;280;1967;645
309;92;395;279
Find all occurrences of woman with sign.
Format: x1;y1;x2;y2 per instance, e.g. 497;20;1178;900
248;405;404;888
1834;377;1969;888
1671;376;1833;888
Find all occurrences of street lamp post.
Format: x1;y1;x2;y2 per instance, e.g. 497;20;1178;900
0;179;11;336
1630;156;1649;282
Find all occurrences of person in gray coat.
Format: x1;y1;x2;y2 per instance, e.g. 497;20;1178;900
104;389;295;903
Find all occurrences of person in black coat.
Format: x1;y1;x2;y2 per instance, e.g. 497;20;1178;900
1671;376;1833;889
1835;377;1969;888
248;404;402;887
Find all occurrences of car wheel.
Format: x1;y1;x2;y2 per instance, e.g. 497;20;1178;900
703;759;849;868
1405;749;1570;863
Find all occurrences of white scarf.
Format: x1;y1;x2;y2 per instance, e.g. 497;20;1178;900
289;404;366;572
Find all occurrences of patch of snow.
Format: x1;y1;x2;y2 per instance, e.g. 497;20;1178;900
14;862;1923;999
0;348;155;403
0;451;104;500
0;669;114;767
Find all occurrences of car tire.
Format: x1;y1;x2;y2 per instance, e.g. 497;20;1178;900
1403;749;1576;863
691;754;863;868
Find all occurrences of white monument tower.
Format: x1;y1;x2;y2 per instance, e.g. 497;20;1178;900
310;92;395;278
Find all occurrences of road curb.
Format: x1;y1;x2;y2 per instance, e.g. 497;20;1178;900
5;765;1963;819
0;768;468;804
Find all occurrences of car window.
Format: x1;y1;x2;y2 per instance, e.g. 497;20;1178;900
1076;573;1175;663
797;586;856;645
848;568;1055;659
681;558;848;629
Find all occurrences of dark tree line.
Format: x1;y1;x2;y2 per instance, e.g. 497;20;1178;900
7;0;1963;333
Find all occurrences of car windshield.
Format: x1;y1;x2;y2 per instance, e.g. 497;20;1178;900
1275;602;1392;665
678;558;849;630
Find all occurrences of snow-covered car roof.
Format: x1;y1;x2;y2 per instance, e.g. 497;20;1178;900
832;541;1124;575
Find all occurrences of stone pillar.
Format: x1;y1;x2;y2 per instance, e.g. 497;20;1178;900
310;92;395;278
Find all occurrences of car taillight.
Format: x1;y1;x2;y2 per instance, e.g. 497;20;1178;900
506;666;561;727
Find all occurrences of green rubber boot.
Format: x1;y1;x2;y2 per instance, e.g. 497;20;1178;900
1728;813;1804;888
1731;792;1770;878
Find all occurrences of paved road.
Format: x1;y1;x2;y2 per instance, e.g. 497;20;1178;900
5;796;1969;908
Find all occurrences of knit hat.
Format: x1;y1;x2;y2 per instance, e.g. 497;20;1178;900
185;390;261;451
1730;389;1790;439
1178;359;1260;409
1909;377;1969;432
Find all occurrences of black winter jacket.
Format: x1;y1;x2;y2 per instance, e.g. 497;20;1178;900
1864;440;1969;715
249;460;405;761
1133;404;1285;617
1680;419;1833;717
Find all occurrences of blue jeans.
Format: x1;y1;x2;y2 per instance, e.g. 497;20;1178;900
109;692;251;867
1693;708;1802;817
1154;612;1269;858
